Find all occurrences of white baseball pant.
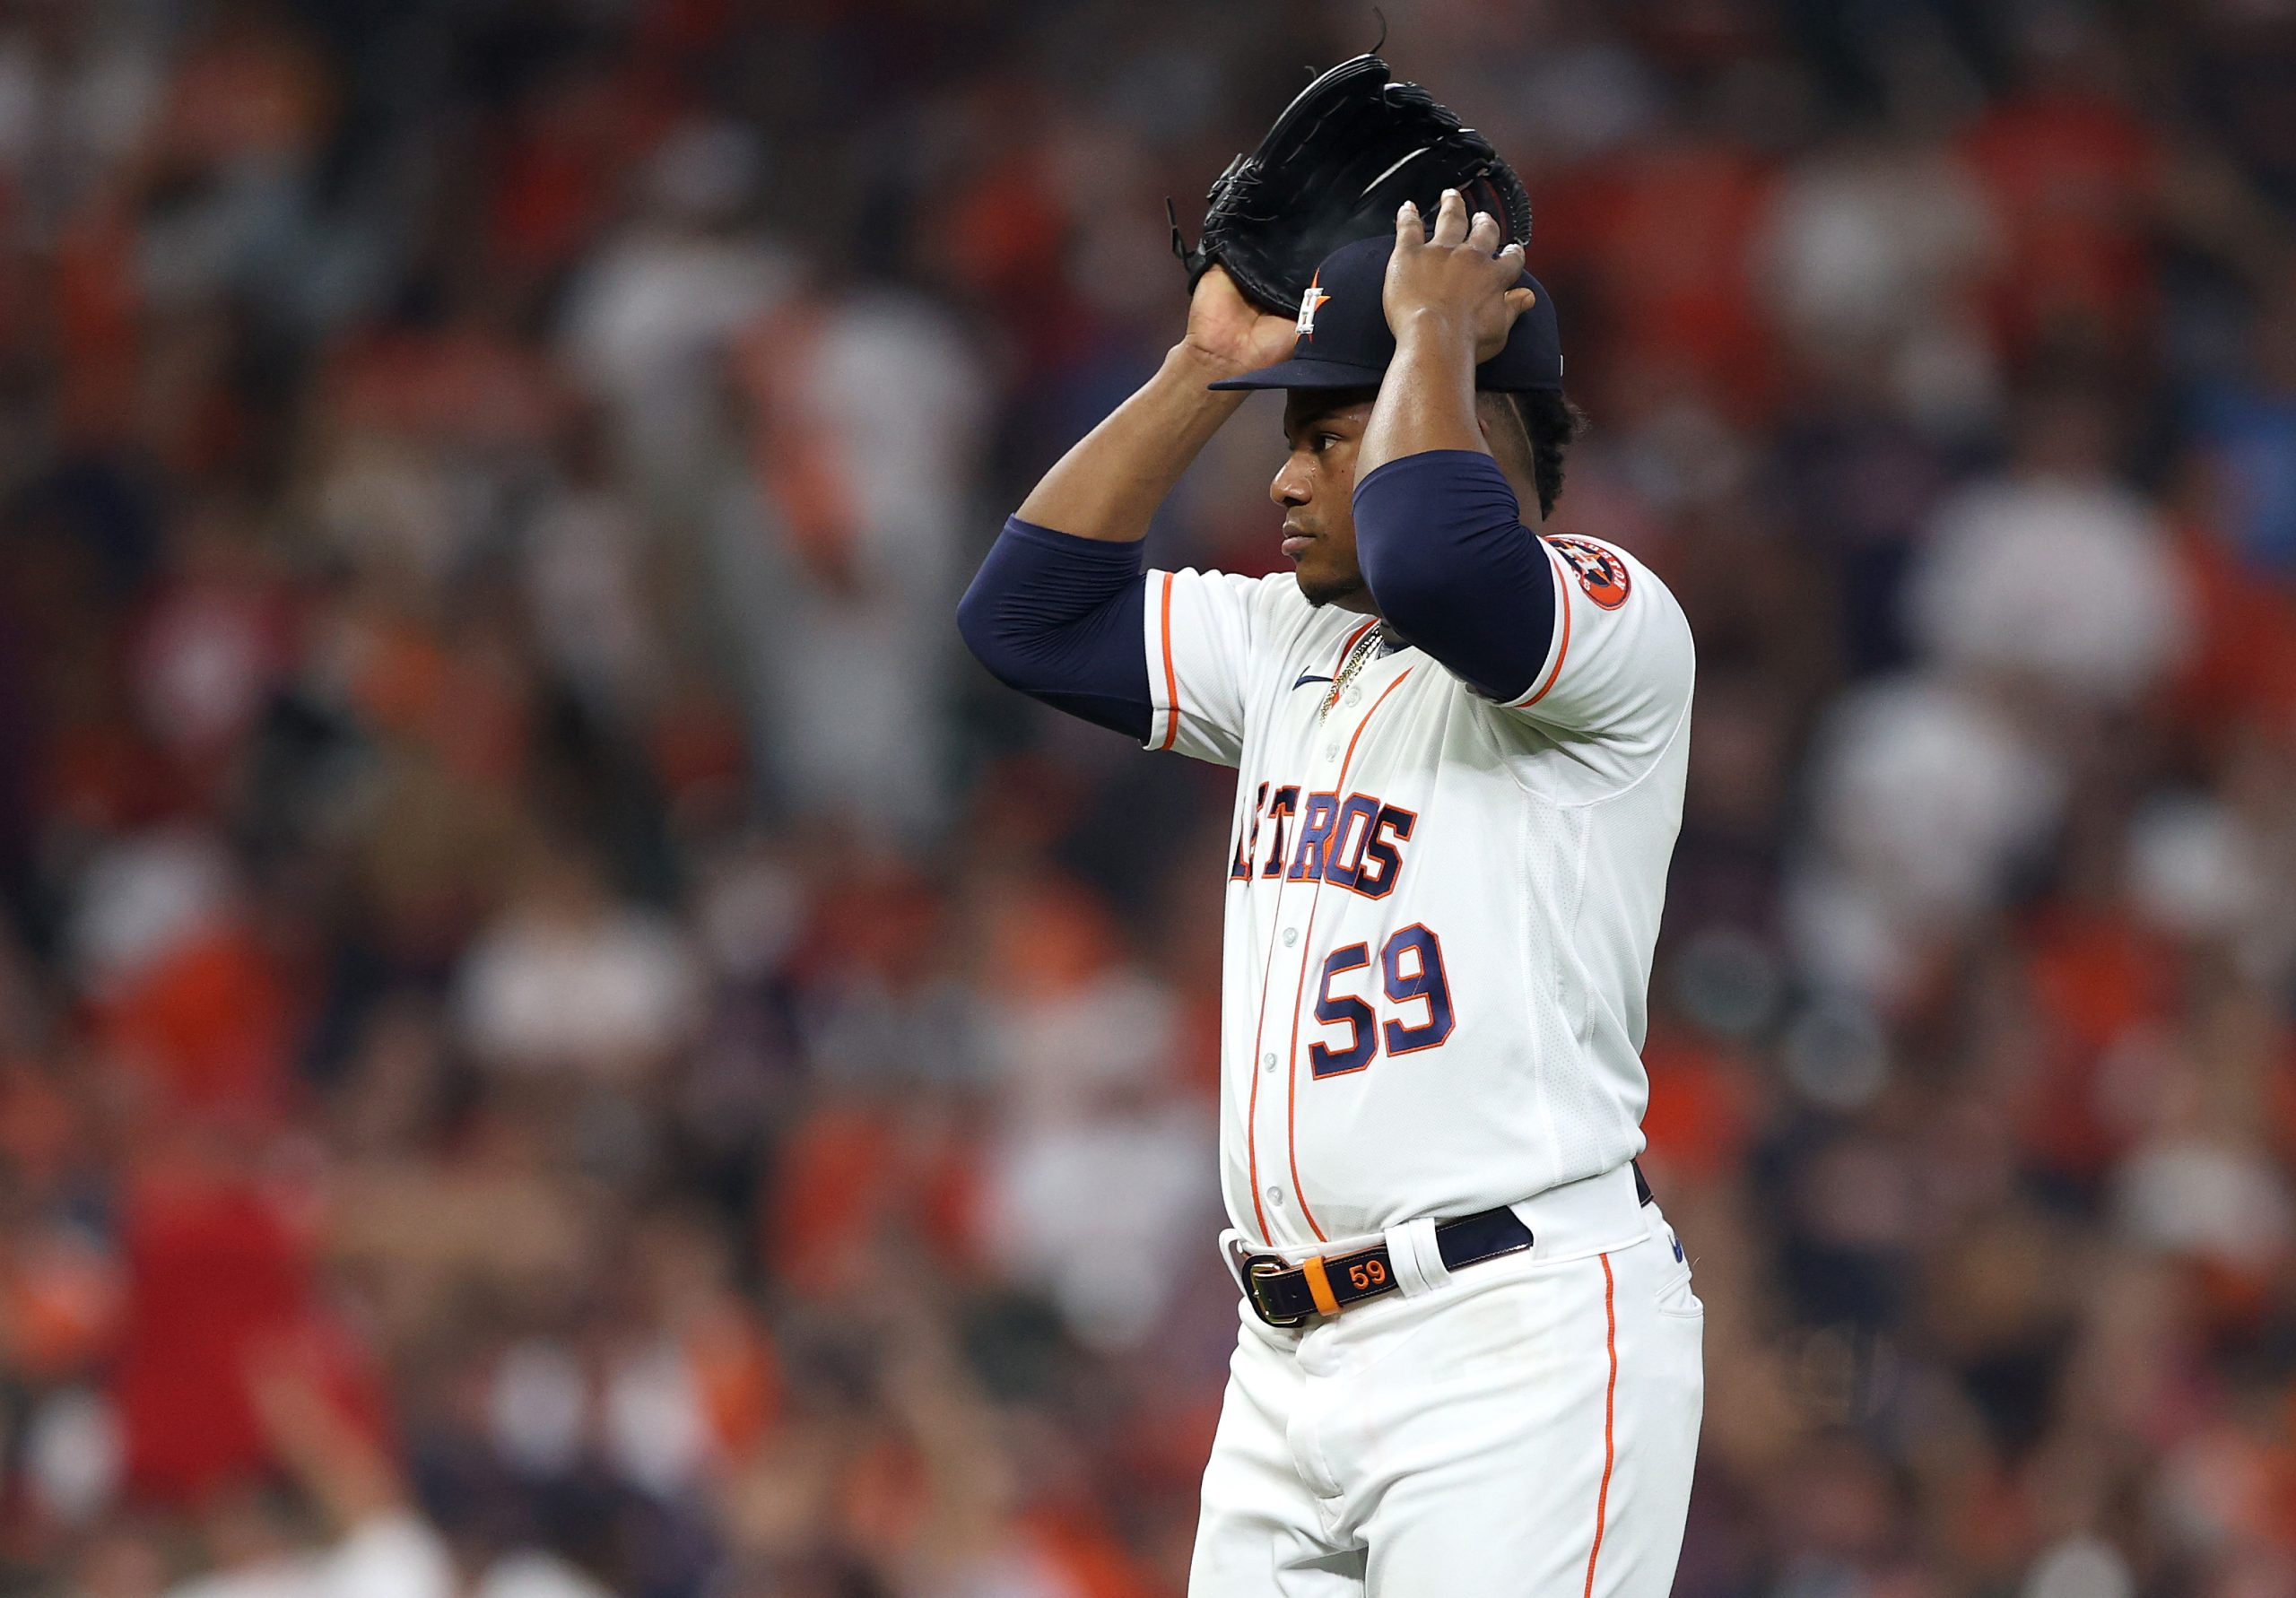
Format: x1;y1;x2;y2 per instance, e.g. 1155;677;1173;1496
1189;1168;1703;1596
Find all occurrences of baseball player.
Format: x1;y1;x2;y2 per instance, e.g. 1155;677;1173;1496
959;189;1700;1594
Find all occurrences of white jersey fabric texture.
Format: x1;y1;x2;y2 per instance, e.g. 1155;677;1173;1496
1142;532;1694;1250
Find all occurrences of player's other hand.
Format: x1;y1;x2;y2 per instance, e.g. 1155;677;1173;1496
1384;188;1536;364
1181;264;1299;379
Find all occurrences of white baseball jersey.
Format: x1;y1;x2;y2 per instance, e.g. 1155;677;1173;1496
1141;533;1693;1249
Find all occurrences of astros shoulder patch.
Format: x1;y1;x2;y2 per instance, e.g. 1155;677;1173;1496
1544;535;1632;611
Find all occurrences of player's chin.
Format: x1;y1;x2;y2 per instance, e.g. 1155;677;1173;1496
1292;561;1369;609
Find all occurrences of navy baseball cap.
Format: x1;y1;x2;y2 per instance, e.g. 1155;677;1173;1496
1209;232;1563;393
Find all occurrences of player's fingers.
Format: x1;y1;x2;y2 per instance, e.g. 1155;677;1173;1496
1395;199;1422;250
1431;187;1469;247
1503;286;1536;322
1467;209;1501;254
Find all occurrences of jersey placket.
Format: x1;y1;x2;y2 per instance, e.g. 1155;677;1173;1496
1236;620;1370;1245
1243;651;1413;1246
1239;709;1316;1246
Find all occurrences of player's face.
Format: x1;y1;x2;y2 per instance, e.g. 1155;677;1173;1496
1274;391;1378;612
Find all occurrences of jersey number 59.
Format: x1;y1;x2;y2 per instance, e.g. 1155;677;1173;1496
1307;924;1456;1078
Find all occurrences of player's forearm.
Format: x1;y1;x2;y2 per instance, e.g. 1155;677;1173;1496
1356;315;1487;479
1014;344;1249;542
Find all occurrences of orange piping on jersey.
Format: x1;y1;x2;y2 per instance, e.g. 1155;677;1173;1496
1520;546;1572;708
1157;573;1180;750
1339;669;1411;777
1580;1252;1618;1598
1283;666;1414;1243
1300;1255;1340;1316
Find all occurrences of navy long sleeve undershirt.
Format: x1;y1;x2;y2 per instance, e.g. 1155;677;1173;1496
956;517;1152;741
1352;449;1556;703
959;451;1555;740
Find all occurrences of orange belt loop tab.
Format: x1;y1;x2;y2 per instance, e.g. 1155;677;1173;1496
1301;1255;1340;1316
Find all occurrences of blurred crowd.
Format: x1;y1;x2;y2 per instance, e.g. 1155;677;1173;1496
1;0;2294;1594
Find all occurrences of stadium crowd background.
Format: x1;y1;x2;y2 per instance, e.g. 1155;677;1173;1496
1;0;2295;1594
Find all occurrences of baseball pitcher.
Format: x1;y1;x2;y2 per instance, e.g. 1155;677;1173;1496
958;57;1701;1596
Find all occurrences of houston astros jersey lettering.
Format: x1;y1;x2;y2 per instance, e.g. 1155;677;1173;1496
1143;534;1693;1248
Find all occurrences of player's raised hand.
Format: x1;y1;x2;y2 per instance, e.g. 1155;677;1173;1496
1181;263;1301;379
1384;187;1536;364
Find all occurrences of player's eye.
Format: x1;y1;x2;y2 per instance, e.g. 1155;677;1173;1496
1312;432;1341;453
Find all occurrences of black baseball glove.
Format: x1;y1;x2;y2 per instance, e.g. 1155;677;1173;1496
1170;53;1531;317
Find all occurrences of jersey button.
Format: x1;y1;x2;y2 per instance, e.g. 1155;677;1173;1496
1282;927;1299;946
1345;686;1362;706
1261;1052;1277;1072
1265;1186;1285;1207
1323;743;1339;761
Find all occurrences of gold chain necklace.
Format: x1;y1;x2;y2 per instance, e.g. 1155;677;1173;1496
1321;621;1386;721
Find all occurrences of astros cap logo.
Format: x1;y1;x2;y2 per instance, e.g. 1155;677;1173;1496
1295;273;1331;338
